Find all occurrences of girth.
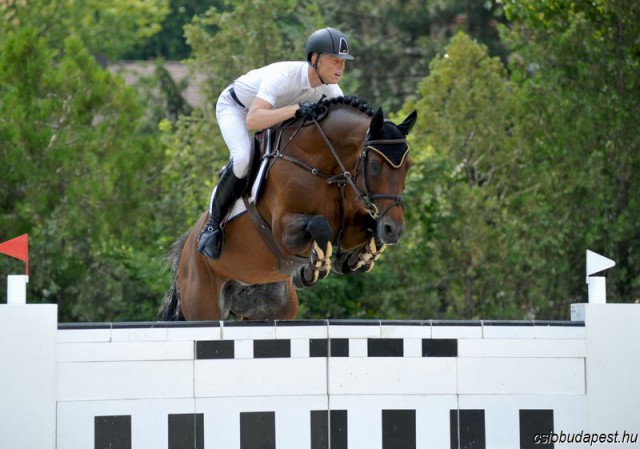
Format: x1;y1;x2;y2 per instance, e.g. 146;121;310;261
242;195;307;275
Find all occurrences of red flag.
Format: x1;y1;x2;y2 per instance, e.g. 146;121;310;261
0;234;29;275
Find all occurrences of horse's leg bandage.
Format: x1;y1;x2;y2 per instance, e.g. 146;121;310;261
292;241;333;289
350;237;387;273
309;241;333;282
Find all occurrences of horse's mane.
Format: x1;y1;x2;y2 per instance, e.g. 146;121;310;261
277;96;374;130
319;96;375;117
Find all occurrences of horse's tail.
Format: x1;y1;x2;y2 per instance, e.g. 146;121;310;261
158;232;189;321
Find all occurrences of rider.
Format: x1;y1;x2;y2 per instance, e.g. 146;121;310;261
198;27;355;259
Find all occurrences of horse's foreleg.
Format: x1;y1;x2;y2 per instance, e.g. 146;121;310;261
332;236;387;275
292;240;333;288
280;214;333;289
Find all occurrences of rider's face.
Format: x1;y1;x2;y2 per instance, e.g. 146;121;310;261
314;54;346;84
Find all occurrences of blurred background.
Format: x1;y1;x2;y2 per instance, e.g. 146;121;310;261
1;0;638;321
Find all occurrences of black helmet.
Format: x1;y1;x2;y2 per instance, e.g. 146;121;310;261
306;27;354;62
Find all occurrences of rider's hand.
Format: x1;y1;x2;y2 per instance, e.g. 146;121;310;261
295;101;319;120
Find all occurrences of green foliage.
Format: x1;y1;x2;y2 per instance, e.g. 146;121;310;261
298;275;371;319
3;0;639;322
64;0;171;60
123;0;218;60
364;32;522;319
1;0;170;60
319;0;509;111
501;0;640;307
0;24;167;321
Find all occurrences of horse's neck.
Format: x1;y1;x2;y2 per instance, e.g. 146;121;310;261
288;109;368;166
324;106;369;138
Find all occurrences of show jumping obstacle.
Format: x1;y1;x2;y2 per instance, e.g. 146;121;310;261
1;251;639;449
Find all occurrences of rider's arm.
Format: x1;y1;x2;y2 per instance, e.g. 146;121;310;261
245;98;299;131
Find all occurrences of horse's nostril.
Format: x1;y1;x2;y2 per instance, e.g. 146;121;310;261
377;218;405;244
378;221;398;244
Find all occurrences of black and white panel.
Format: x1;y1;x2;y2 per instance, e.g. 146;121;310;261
55;320;587;449
88;408;559;449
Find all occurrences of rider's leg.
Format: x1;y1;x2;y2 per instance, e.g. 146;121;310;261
197;161;247;259
197;89;252;260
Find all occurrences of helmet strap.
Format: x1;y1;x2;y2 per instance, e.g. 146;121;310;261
312;53;329;85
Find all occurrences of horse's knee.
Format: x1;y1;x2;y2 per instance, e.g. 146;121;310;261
306;215;332;248
281;214;332;254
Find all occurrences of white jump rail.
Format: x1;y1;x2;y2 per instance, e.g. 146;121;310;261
1;302;640;449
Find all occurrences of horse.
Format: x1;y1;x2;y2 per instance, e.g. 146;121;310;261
159;96;417;321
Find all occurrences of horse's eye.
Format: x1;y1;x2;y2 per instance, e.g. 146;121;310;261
368;158;382;176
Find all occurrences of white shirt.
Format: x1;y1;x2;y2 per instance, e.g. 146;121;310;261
232;61;343;109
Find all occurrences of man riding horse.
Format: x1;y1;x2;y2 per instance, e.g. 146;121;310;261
198;27;354;260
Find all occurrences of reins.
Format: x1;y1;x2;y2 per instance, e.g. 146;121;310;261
310;117;381;219
265;121;333;178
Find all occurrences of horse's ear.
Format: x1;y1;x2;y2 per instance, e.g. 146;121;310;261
370;107;385;133
398;110;418;136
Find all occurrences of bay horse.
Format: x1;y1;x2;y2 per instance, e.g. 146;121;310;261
160;96;417;320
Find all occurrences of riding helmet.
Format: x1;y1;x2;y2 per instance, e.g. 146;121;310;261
306;27;354;62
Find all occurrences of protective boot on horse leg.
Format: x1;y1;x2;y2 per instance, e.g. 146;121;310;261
292;215;334;289
198;161;247;259
332;236;387;275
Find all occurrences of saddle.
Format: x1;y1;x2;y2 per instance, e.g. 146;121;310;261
222;128;278;223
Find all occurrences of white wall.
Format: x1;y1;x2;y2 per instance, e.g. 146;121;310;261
2;303;640;448
0;304;57;449
582;304;640;436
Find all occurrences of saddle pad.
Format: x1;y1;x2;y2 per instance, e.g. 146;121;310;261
223;165;264;223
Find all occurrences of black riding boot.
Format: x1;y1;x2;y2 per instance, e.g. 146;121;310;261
198;163;247;259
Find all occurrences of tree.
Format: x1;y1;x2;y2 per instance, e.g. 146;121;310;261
0;24;166;320
372;32;522;319
502;0;640;309
357;1;640;321
318;0;509;111
123;0;219;60
1;0;170;61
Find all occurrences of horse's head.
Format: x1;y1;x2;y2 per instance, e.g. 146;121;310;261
356;107;417;244
275;97;416;247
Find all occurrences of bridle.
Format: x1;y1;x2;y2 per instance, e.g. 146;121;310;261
271;117;409;222
356;136;409;220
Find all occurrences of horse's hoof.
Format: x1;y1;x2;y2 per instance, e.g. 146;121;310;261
292;266;314;289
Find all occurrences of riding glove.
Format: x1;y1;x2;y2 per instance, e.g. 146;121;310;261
296;101;319;120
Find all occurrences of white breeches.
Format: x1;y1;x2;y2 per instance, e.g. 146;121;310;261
215;87;252;179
